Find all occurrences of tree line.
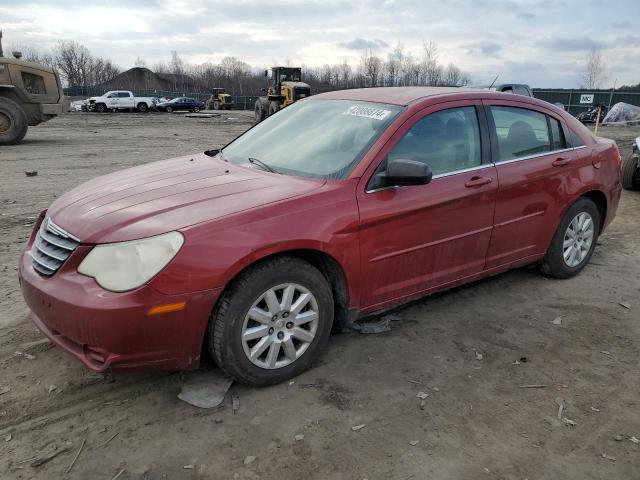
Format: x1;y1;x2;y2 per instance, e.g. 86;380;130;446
12;39;473;95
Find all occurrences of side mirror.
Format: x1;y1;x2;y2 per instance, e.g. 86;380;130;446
260;87;267;93
382;158;432;187
264;69;269;77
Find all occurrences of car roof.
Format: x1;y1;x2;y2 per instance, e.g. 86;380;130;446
312;87;487;106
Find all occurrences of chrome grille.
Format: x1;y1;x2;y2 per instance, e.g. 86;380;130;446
32;218;80;276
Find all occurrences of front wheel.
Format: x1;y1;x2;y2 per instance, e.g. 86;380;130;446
208;256;334;386
165;106;173;113
541;197;600;279
0;97;28;145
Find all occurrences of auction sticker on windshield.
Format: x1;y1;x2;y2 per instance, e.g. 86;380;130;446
343;105;392;121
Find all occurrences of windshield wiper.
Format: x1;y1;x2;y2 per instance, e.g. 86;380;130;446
248;157;279;174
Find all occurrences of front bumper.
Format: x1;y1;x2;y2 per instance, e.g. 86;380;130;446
18;227;220;372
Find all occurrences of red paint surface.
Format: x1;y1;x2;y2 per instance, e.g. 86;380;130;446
19;88;622;371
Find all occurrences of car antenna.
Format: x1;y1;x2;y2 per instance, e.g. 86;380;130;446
488;74;499;89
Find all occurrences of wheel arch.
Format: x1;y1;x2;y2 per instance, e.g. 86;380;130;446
218;247;351;326
580;189;607;231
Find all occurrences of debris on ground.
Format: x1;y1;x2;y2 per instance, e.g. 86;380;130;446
14;350;35;360
243;456;257;465
48;384;58;394
416;392;429;400
24;171;38;177
4;433;11;442
66;438;86;473
185;113;220;118
552;316;562;326
591;406;601;412
30;444;72;468
294;434;305;441
630;436;639;444
232;392;240;414
613;434;624;442
601;453;617;462
351;424;366;432
346;316;391;334
474;350;483;361
177;370;233;409
99;432;119;447
409;440;419;446
563;418;577;427
0;386;9;395
619;302;631;310
110;468;126;480
519;384;547;389
555;398;565;420
183;464;195;469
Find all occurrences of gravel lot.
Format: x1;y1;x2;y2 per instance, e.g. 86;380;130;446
1;113;639;479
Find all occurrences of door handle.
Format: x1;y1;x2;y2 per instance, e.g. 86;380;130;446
464;176;492;188
552;157;571;167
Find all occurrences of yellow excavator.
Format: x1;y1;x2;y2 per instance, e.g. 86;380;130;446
254;66;311;122
205;88;233;110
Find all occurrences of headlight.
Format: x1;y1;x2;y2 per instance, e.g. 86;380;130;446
78;231;184;292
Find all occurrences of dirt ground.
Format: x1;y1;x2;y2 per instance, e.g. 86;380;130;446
1;113;639;480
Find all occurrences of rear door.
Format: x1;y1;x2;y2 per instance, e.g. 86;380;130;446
357;101;498;310
483;101;577;268
119;92;134;108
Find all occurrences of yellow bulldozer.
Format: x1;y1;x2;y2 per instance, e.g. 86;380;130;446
254;67;311;122
205;88;233;110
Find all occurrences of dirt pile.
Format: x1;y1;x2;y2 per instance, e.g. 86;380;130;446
99;67;206;92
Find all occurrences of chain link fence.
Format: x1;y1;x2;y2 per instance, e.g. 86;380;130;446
532;89;640;116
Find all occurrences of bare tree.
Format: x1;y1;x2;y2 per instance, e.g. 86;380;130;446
580;48;607;89
134;56;147;68
360;49;382;87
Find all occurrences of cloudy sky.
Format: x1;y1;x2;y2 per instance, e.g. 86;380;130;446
1;0;639;87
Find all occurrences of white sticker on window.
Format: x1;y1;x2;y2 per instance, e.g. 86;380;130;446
342;105;391;121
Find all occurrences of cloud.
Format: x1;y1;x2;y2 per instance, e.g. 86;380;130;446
467;42;502;56
537;36;604;52
340;38;389;51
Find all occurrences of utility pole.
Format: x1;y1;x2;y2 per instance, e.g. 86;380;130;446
0;30;4;57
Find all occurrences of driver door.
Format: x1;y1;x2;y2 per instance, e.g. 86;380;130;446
357;101;498;310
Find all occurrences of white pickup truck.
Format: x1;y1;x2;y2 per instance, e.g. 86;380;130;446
88;91;156;113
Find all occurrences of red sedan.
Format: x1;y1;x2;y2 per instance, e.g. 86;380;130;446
19;87;622;386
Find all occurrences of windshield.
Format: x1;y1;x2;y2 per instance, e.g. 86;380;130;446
222;100;403;179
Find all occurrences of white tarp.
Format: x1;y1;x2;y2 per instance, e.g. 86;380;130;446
602;102;640;125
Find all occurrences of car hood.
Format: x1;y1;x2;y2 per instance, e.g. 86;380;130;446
47;153;326;243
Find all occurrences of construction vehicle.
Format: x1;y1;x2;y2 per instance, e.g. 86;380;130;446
0;31;66;145
254;67;311;122
205;88;233;110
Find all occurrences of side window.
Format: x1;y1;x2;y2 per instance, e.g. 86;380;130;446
387;106;482;177
549;117;566;150
514;85;530;96
490;106;551;161
21;72;47;94
118;92;130;98
107;93;117;98
566;127;586;148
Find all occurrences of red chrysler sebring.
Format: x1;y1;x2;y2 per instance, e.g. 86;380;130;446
19;87;622;386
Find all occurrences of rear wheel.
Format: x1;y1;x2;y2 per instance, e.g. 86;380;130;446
213;101;221;110
0;97;28;145
621;154;640;190
269;101;281;116
207;256;334;386
137;103;148;113
541;197;600;279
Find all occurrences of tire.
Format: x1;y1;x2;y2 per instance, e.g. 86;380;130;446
207;256;334;387
0;97;28;145
269;101;281;116
621;154;640;191
166;106;173;113
541;197;600;279
137;103;148;113
213;101;220;110
254;99;265;123
96;103;107;113
194;107;200;112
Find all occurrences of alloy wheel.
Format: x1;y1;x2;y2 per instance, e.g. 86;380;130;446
562;212;594;267
241;283;319;369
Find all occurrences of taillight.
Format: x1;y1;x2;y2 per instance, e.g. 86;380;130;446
613;144;622;170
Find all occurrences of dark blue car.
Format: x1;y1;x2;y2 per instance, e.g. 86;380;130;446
156;97;205;113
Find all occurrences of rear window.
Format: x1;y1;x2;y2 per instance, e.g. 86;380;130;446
21;72;47;94
490;106;551;161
